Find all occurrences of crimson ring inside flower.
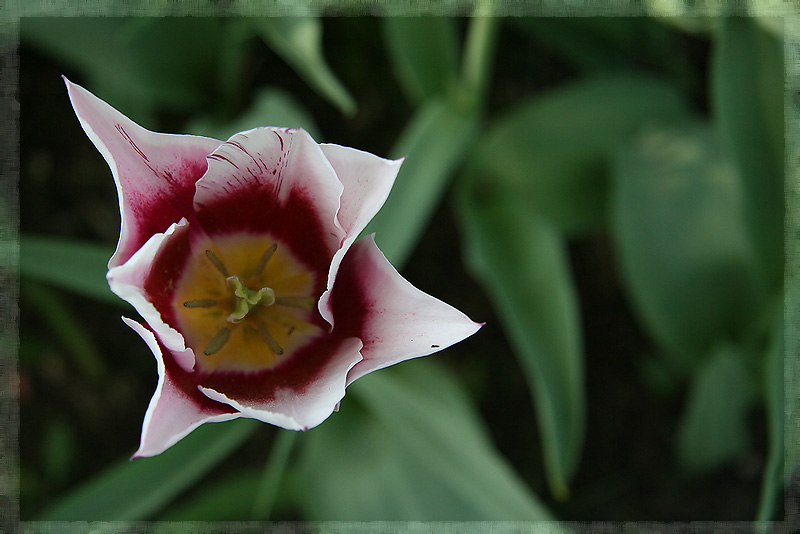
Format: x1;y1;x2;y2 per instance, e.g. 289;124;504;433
65;76;482;458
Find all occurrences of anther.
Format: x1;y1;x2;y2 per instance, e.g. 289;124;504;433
183;299;218;308
275;296;316;310
254;243;278;276
257;323;284;355
205;250;228;277
204;327;231;355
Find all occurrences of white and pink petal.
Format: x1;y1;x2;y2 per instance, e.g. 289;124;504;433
64;77;222;268
107;219;196;371
193;128;345;293
123;318;240;459
317;145;404;326
196;336;363;431
331;235;482;386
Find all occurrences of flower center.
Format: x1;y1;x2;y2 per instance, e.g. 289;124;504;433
172;234;318;373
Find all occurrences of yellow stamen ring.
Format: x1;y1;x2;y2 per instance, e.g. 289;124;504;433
173;236;318;372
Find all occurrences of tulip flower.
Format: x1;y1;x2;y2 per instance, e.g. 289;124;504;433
65;77;482;457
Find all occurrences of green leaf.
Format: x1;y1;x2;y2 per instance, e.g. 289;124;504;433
158;470;262;521
382;17;460;104
469;74;690;235
215;19;257;110
711;17;783;286
290;361;555;521
757;317;785;520
362;98;479;268
511;18;694;83
22;18;223;124
40;419;258;520
251;430;296;520
42;417;77;487
610;124;767;362
20;235;120;307
456;181;584;499
185;87;321;141
675;344;754;473
23;281;108;381
250;17;356;116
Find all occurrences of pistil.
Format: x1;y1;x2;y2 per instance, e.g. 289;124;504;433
226;276;276;323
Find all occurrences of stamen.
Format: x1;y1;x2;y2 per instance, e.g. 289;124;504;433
254;243;278;276
204;327;231;355
257;323;284;355
205;250;228;277
275;296;316;310
183;299;218;308
287;326;295;336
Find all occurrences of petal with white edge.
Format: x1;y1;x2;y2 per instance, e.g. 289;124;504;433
318;144;404;326
198;337;363;431
124;318;240;459
107;219;195;371
332;235;483;386
64;77;222;268
193;128;345;287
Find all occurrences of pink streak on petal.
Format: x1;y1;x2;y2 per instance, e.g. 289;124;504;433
193;128;345;297
63;77;222;268
108;219;195;372
317;145;404;327
196;336;363;430
332;235;482;386
123;318;239;458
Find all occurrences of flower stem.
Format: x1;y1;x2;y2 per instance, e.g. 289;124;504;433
459;0;499;111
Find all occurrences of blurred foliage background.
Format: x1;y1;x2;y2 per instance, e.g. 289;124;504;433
13;13;790;523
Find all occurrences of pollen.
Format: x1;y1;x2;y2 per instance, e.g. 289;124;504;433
172;233;318;372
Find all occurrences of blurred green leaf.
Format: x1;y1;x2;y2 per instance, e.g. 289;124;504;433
610;124;767;362
22;18;223;125
382;17;460;104
363;98;479;268
40;419;258;520
186;87;321;141
250;17;356;116
158;470;262;521
20;235;120;307
675;344;754;473
456;181;584;499
23;281;108;381
215;18;257;110
291;362;555;521
757;317;785;520
711;17;783;286
251;430;296;520
511;18;694;83
42;417;77;487
470;74;690;235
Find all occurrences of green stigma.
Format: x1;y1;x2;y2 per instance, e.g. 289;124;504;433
226;275;275;323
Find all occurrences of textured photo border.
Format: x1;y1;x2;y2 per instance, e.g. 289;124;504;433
2;2;797;533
